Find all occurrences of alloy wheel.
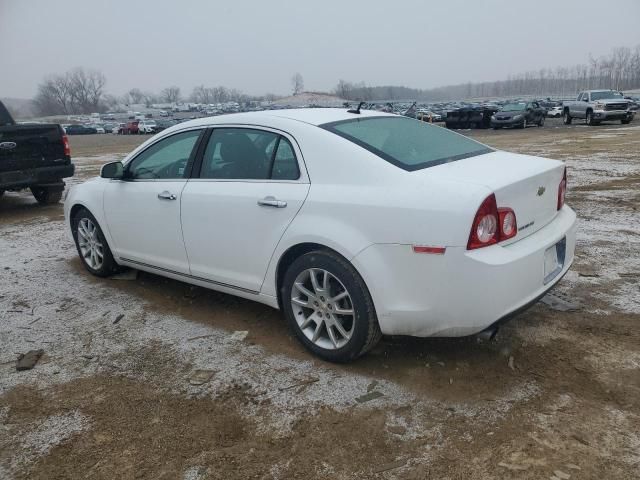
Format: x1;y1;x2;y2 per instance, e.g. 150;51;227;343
290;268;355;350
77;218;104;270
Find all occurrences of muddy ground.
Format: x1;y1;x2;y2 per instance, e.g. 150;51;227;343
1;119;638;479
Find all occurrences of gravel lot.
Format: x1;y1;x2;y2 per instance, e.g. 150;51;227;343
1;119;639;479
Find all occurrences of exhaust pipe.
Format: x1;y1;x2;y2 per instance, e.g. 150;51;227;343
476;326;499;341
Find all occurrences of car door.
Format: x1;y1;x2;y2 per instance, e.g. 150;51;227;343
103;128;204;273
181;126;310;293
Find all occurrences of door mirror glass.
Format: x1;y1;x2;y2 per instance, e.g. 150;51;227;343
101;161;123;179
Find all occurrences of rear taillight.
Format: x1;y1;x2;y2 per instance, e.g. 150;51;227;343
62;134;71;157
557;167;567;210
467;194;518;250
468;194;499;250
498;207;517;240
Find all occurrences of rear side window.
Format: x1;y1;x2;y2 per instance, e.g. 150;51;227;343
321;116;492;171
200;128;299;180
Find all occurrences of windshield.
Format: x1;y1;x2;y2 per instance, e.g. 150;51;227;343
590;91;624;100
321;116;492;171
500;103;526;112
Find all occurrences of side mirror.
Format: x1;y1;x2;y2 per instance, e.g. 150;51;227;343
583;98;589;102
101;161;124;179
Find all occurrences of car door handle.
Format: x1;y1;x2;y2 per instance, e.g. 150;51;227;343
157;191;177;200
257;196;287;208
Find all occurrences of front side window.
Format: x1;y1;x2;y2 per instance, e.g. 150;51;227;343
321;116;492;171
126;129;201;180
200;128;299;180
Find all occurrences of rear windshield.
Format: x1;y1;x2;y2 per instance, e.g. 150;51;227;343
321;116;492;171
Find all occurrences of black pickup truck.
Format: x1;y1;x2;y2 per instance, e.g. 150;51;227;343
0;101;75;204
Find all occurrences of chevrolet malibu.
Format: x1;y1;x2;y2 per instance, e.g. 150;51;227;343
64;109;576;362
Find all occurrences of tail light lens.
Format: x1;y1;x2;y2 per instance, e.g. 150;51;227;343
498;208;517;240
557;167;567;210
62;134;71;157
468;194;499;249
468;195;518;250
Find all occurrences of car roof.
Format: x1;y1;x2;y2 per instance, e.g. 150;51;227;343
170;108;393;130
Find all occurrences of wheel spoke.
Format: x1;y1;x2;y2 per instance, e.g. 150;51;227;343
322;270;329;290
331;291;348;302
333;319;350;340
334;306;354;316
309;269;321;293
294;282;316;301
292;297;309;308
300;313;316;330
327;324;338;348
311;321;324;343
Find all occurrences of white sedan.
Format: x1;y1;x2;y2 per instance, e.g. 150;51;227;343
64;109;576;362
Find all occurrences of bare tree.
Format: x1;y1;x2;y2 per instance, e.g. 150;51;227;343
34;67;107;115
161;86;181;103
291;73;304;95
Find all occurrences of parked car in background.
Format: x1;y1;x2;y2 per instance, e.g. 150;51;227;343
65;109;575;362
490;101;546;129
112;123;126;135
547;105;563;118
125;120;139;134
138;120;158;134
66;124;98;135
94;125;106;134
0;100;75;204
563;90;633;125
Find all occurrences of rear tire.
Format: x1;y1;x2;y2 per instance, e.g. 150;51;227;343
71;207;119;277
538;116;545;127
563;110;572;124
621;118;631;125
30;185;63;205
281;250;381;362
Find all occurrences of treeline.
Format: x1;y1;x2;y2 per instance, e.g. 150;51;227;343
33;70;267;116
31;44;640;116
335;45;640;101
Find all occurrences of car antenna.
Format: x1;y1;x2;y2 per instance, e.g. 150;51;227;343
347;101;366;114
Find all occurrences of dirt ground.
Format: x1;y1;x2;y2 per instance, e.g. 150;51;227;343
1;119;639;479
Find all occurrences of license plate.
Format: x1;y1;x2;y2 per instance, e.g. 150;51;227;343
544;237;566;284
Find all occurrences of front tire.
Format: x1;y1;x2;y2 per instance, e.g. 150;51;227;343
586;110;596;126
563;110;572;124
621;118;631;125
538;116;545;127
30;185;62;205
71;207;119;277
281;250;381;362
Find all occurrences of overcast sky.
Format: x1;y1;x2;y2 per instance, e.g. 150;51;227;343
2;0;639;99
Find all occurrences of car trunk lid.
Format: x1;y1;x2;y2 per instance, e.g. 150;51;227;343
427;150;565;242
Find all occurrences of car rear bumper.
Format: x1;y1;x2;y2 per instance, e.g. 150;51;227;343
0;163;75;190
352;205;577;337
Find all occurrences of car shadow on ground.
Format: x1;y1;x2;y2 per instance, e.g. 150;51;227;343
67;256;543;402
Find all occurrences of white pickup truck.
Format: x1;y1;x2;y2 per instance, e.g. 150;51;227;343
563;90;634;126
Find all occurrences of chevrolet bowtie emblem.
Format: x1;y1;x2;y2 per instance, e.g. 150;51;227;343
537;186;546;196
